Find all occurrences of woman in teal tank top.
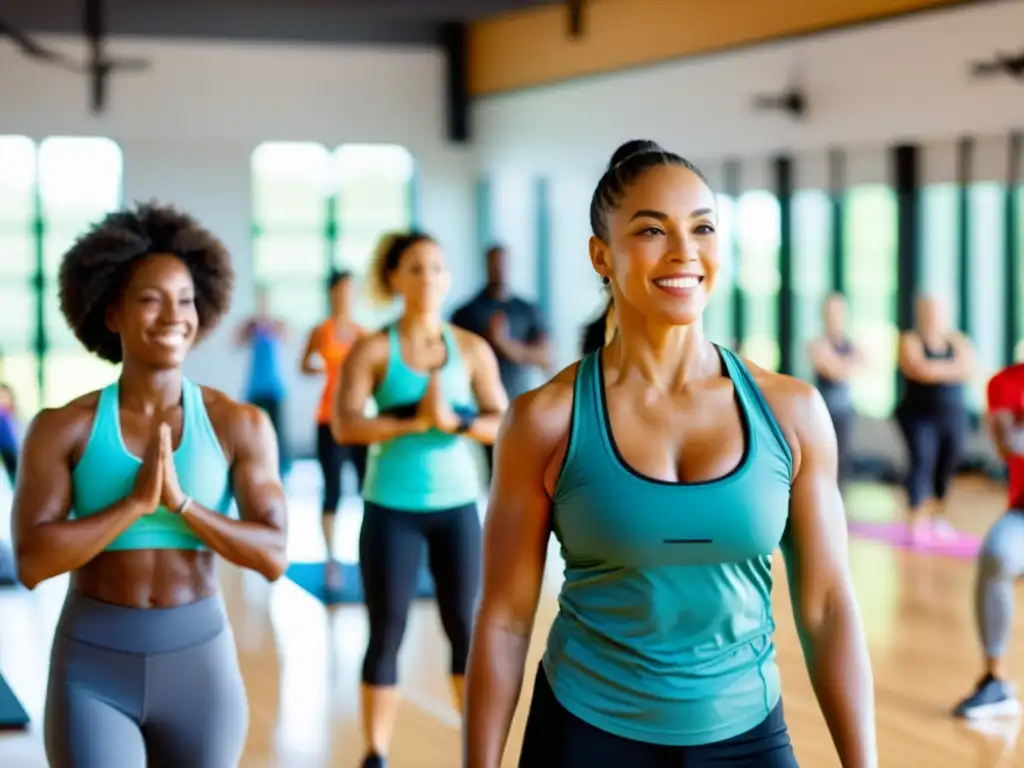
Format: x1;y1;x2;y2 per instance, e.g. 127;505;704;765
463;142;878;768
11;203;288;768
333;232;508;768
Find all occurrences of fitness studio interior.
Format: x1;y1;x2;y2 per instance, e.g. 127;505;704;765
2;0;1024;766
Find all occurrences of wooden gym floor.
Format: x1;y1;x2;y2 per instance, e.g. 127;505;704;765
1;464;1024;767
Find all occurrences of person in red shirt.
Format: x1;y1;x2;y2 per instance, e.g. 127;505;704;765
953;362;1024;719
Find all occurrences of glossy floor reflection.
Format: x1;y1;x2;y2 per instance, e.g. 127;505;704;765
1;465;1023;767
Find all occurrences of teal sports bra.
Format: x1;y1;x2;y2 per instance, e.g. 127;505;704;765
70;378;233;551
362;324;482;512
542;347;793;746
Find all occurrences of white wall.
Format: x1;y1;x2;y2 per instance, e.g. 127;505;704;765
0;35;478;456
474;0;1024;171
473;0;1024;467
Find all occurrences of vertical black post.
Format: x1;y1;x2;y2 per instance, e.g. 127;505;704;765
955;137;974;334
439;22;470;143
893;144;921;403
724;159;743;350
325;191;337;317
773;155;794;375
32;151;46;401
1005;131;1022;366
829;148;846;295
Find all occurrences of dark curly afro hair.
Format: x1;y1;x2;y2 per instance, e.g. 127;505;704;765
58;201;235;364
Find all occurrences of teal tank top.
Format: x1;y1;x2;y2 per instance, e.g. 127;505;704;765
543;347;793;746
362;325;481;511
70;379;233;551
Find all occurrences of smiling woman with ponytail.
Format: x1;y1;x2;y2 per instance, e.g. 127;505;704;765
464;140;876;768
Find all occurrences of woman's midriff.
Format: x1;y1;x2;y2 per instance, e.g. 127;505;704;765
72;550;219;608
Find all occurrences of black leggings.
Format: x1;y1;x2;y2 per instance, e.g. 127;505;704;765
249;395;287;472
828;407;855;485
896;405;967;509
359;501;481;686
316;423;366;514
520;666;798;767
0;447;15;486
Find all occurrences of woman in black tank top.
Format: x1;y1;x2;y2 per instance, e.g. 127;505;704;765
807;293;861;486
895;295;974;543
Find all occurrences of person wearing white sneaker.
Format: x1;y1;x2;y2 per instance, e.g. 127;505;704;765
953;360;1024;720
895;296;974;544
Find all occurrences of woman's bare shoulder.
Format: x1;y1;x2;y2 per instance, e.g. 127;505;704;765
20;391;101;459
502;362;579;445
739;357;828;470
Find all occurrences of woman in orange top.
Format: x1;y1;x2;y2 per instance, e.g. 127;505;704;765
300;270;366;590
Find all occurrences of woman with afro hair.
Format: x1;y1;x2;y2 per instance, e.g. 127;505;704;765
11;202;288;768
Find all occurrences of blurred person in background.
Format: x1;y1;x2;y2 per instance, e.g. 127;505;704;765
0;382;19;486
451;245;551;480
300;270;368;592
236;285;289;475
896;294;974;542
807;293;864;486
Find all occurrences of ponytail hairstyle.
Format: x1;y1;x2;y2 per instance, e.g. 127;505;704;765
589;139;710;243
327;269;352;291
603;299;618;346
367;230;435;306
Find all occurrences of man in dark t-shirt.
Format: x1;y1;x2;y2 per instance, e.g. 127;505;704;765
451;245;551;476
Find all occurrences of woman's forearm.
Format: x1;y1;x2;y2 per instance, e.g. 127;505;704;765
903;360;960;385
16;498;145;588
332;414;425;445
463;621;532;768
949;355;974;382
801;591;877;768
180;501;287;581
466;413;503;446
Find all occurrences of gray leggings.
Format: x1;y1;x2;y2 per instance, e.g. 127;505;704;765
44;591;249;768
976;511;1024;659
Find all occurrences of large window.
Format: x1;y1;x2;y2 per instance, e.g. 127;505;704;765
791;189;833;382
703;194;735;346
251;142;415;333
968;182;1006;409
251;142;333;335
844;185;898;418
918;185;959;315
0;136;40;415
40;137;123;408
735;191;780;370
0;135;122;416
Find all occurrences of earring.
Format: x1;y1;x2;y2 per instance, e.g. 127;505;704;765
602;276;610;285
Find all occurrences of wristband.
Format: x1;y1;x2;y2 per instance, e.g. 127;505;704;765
173;496;192;515
453;406;476;434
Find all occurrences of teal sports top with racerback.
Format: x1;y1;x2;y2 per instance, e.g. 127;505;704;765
542;346;793;746
70;378;233;551
362;324;481;511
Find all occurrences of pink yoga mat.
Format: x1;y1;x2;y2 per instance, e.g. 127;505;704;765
847;520;982;559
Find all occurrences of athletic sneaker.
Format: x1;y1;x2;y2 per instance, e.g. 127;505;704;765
953;675;1021;719
908;518;931;546
361;754;387;768
931;517;957;541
